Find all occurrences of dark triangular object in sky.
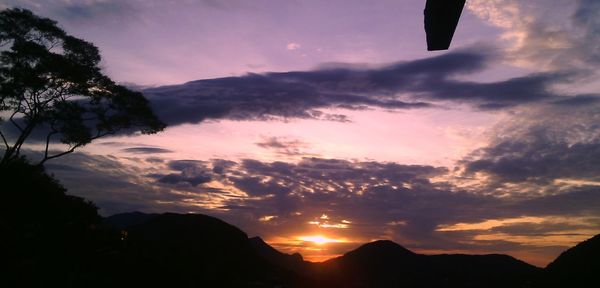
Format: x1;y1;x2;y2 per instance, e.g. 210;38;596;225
424;0;466;51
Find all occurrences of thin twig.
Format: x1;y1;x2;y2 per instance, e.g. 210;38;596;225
39;130;114;165
9;109;23;132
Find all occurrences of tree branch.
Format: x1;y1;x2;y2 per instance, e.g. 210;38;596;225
0;130;9;150
12;120;37;157
9;109;24;132
43;123;58;161
38;130;114;165
39;144;80;165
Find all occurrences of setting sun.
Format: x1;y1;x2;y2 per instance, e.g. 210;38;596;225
298;235;346;245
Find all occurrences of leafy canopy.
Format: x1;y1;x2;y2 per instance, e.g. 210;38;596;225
0;8;165;165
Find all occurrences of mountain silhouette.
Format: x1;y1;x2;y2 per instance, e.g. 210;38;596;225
315;240;425;287
105;212;308;287
7;202;600;288
103;211;158;229
542;234;600;287
109;213;293;287
426;254;540;288
314;240;539;288
249;236;306;272
105;213;541;287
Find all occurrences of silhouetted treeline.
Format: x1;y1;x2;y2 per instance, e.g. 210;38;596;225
1;158;104;287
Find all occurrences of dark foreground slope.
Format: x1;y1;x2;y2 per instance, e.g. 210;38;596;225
541;234;600;287
105;213;309;287
249;236;308;274
2;160;103;287
123;213;267;286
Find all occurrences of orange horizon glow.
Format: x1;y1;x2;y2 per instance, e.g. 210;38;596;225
267;235;353;262
302;253;343;263
298;235;347;245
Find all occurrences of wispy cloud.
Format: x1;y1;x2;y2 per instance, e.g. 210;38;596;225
286;42;301;50
255;136;316;157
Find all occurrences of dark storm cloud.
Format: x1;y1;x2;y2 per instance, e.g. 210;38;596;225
144;48;590;126
122;147;174;154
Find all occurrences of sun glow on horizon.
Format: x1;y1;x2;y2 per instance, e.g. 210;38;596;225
298;235;346;245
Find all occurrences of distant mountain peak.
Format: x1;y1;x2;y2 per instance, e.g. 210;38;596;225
346;239;416;257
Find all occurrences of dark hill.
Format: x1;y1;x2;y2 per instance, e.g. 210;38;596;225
117;213;282;287
103;211;158;229
339;240;416;260
1;159;102;288
315;240;424;287
314;240;540;288
249;236;305;273
542;234;600;287
427;254;540;288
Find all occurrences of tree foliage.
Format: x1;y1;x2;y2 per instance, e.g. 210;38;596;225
0;8;165;165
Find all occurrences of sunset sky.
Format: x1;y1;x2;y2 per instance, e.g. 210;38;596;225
4;0;600;266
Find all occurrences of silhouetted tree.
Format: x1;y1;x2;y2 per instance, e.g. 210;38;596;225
1;157;104;287
0;8;165;166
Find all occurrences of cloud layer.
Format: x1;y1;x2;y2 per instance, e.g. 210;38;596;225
144;48;594;126
46;147;600;265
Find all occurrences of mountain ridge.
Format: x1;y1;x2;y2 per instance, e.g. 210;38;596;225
104;212;600;287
